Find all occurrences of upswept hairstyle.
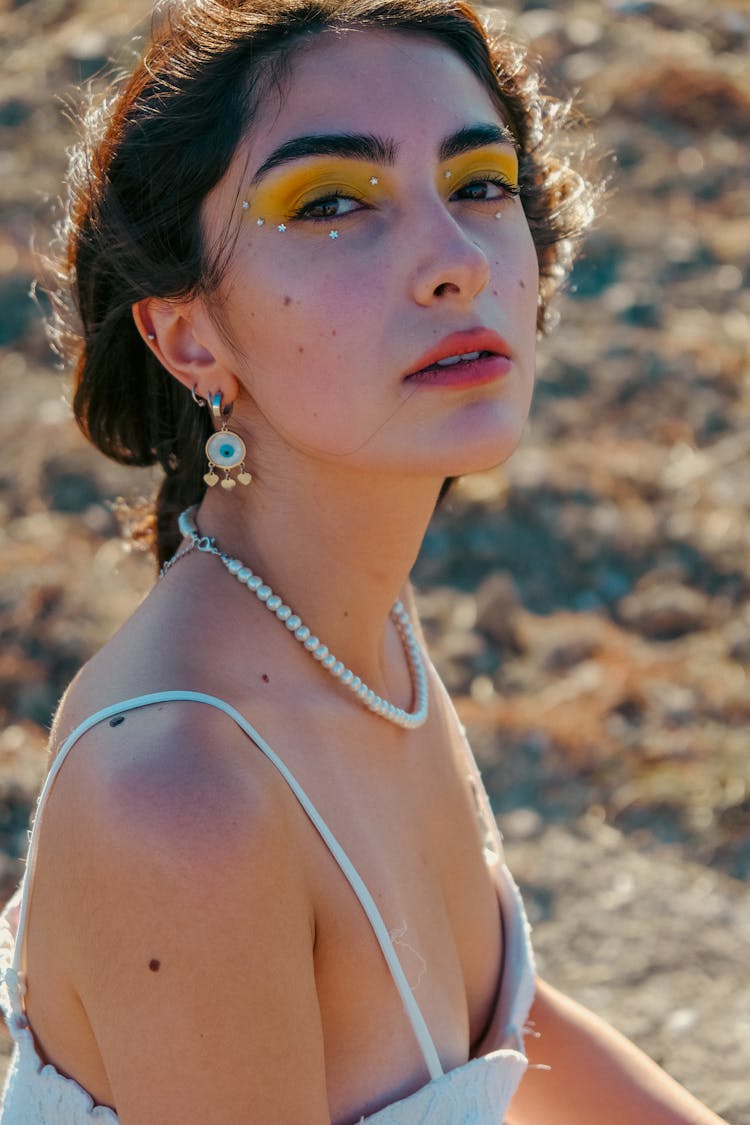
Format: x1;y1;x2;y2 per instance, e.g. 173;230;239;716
50;0;597;566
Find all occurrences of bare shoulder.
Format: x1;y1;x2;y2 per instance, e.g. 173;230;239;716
47;676;302;890
38;680;328;1122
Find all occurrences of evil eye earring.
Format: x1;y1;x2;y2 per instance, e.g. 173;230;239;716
198;390;252;490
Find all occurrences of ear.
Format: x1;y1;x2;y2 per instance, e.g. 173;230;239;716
132;298;239;403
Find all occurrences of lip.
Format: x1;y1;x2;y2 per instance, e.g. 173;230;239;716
404;329;513;382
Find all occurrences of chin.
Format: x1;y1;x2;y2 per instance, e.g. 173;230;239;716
437;415;529;477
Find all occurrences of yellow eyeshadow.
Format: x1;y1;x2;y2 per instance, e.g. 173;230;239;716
440;147;519;190
244;160;386;222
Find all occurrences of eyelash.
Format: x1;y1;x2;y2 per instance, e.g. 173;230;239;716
452;175;521;202
291;190;368;222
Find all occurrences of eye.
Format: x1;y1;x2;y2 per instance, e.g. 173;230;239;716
453;176;520;202
293;192;366;221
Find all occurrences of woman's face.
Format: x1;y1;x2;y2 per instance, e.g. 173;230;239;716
201;29;539;480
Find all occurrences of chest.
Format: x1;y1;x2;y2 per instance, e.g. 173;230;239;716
287;731;504;1124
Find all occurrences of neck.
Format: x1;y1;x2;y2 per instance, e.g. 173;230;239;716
195;459;442;689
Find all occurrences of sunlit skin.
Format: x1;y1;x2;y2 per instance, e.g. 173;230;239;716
190;30;539;480
126;28;545;695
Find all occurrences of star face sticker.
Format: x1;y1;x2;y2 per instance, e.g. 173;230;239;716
329;229;339;240
256;218;265;227
443;170;452;179
369;176;379;185
277;223;287;232
241;200;250;210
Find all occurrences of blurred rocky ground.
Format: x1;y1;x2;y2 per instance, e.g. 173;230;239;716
0;0;748;1117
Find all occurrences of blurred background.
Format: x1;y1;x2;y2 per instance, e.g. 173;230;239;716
1;0;748;1118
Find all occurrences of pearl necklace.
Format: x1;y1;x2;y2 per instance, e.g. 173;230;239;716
166;507;429;730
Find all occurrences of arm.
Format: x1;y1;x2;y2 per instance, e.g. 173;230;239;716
506;977;727;1125
59;710;331;1125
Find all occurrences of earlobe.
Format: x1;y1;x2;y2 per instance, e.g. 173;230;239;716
131;298;239;402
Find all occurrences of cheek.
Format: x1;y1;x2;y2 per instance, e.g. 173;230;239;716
490;229;538;313
241;249;388;367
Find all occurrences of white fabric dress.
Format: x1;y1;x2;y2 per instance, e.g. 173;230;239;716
0;691;536;1123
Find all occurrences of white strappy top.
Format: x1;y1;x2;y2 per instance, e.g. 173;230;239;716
0;691;536;1123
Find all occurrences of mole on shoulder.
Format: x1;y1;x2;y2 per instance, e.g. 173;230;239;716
109;716;125;728
149;959;161;972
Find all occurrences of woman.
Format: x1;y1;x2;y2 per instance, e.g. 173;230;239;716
0;1;728;1122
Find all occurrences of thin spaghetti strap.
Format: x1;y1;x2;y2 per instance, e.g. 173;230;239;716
13;690;444;1082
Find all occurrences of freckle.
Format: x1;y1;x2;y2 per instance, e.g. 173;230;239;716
331;329;337;337
492;289;499;297
149;959;161;972
283;295;292;307
109;716;125;728
298;346;304;354
262;673;270;683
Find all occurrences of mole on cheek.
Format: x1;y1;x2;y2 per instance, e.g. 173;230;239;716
262;673;270;683
149;959;161;972
283;295;292;307
519;279;526;289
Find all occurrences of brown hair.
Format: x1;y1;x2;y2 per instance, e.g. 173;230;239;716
50;0;598;566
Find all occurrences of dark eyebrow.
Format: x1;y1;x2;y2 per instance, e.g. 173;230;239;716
250;122;517;186
251;133;398;184
439;123;517;161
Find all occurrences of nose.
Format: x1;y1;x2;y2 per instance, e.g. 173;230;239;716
408;200;491;308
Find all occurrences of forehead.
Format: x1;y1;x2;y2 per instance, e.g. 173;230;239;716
247;28;505;162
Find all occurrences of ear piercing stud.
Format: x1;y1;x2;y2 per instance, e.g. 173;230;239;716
146;333;155;341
